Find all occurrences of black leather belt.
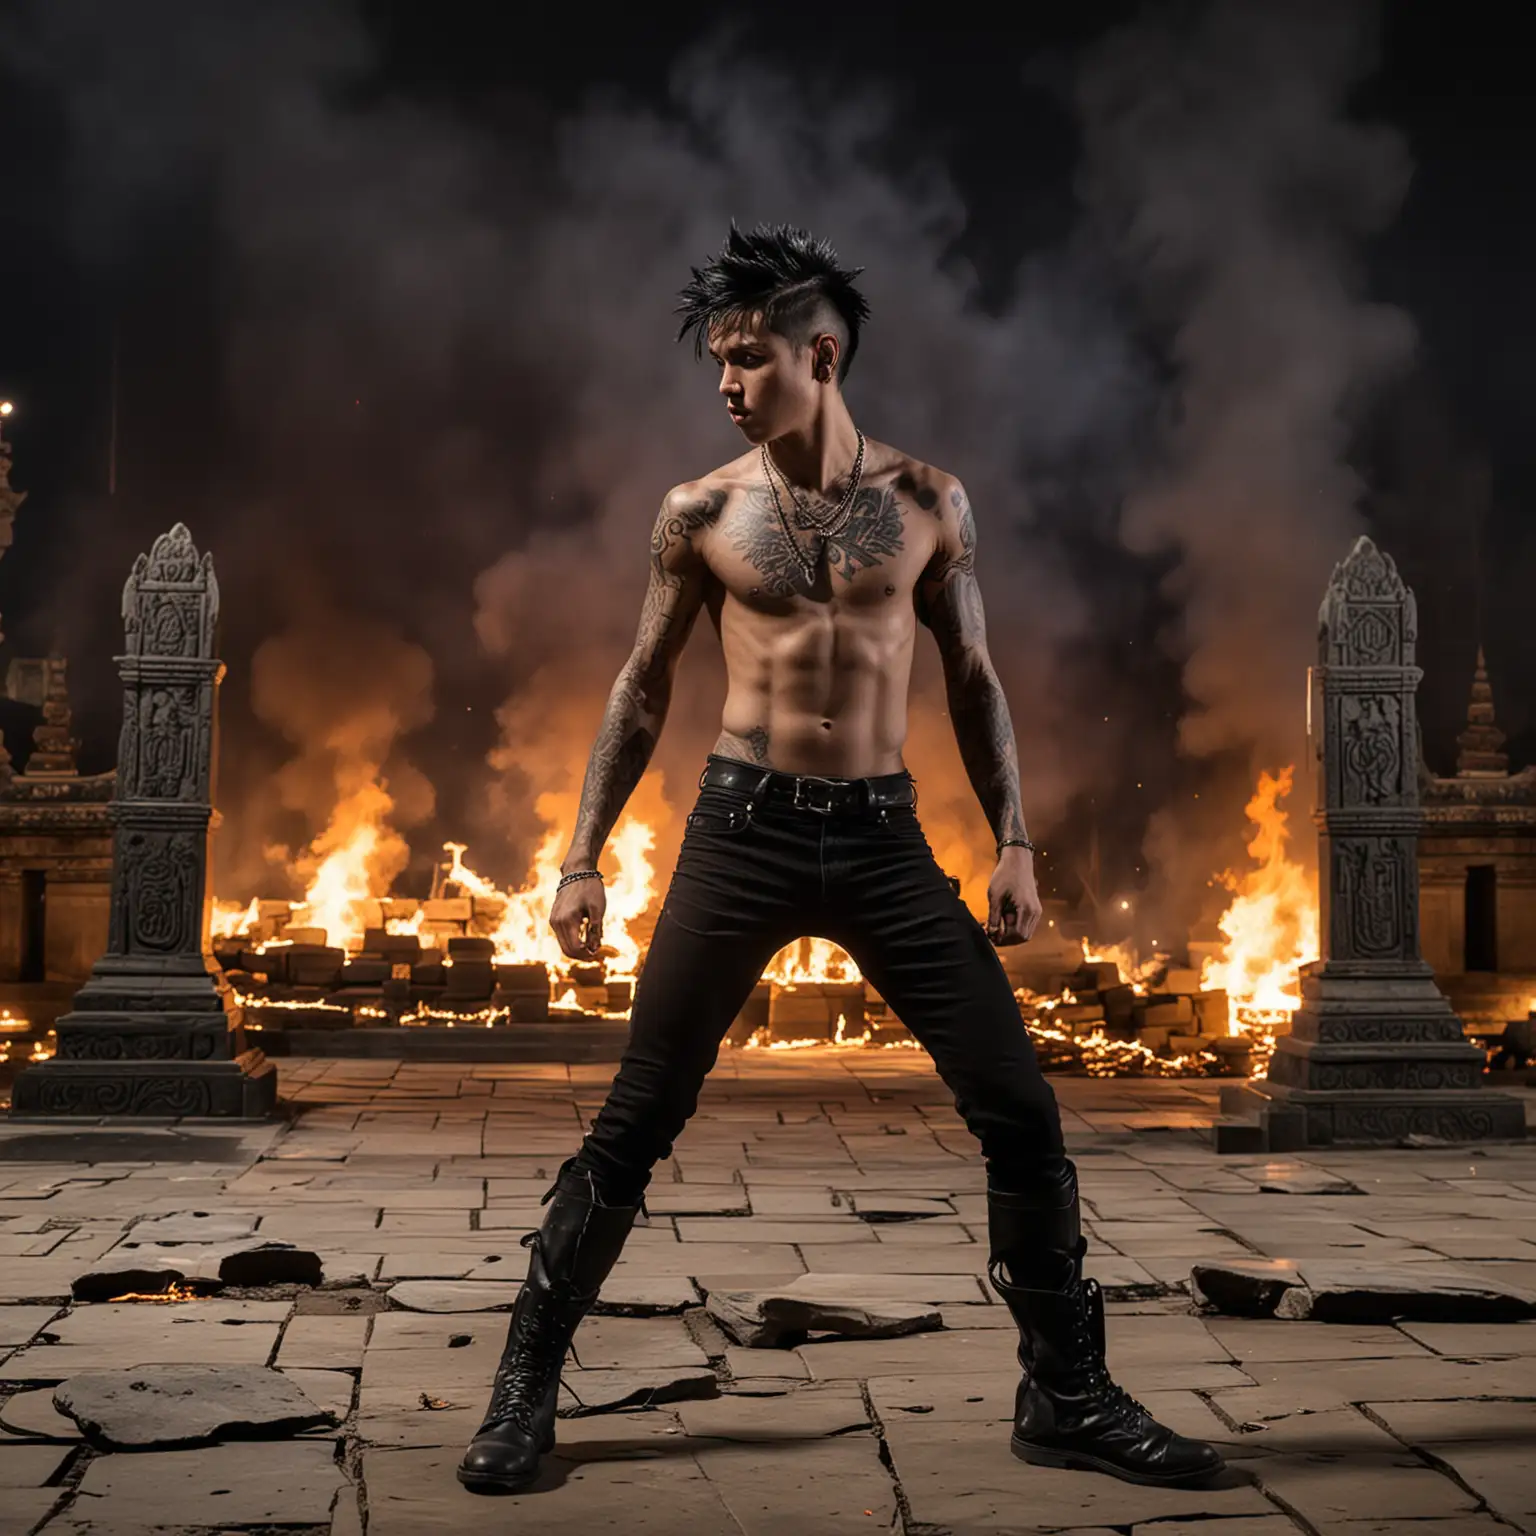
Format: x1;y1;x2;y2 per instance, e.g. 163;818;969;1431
698;753;917;815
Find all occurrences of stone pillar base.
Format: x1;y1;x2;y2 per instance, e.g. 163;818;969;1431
1216;1077;1526;1151
9;1050;277;1118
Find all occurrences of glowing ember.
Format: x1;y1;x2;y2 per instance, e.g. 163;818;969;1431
108;1282;200;1303
1201;766;1319;1028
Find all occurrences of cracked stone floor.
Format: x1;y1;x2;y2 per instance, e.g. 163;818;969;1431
1;1052;1534;1535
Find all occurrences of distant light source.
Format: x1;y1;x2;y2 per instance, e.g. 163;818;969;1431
1119;899;1130;910
0;401;13;417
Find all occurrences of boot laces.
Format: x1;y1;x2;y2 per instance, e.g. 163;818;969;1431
1071;1281;1152;1428
486;1300;565;1432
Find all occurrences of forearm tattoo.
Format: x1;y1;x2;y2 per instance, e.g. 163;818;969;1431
566;490;723;865
924;484;1028;844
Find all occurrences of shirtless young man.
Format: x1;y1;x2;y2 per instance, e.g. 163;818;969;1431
458;225;1224;1495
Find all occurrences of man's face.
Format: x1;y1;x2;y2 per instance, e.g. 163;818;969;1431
707;315;818;445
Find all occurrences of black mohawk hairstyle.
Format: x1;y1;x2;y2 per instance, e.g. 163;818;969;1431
676;222;870;382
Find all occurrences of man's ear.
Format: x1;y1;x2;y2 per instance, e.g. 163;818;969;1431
813;333;840;383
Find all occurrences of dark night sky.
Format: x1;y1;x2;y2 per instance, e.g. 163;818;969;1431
0;2;1531;924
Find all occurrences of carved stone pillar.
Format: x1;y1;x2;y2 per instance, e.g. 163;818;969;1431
1229;537;1523;1147
10;525;276;1117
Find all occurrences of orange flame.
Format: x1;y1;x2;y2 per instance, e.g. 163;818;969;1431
108;1282;200;1303
1201;766;1319;1026
1080;937;1165;994
210;897;260;942
762;936;862;985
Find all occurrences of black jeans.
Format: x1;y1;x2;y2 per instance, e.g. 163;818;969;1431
567;755;1069;1206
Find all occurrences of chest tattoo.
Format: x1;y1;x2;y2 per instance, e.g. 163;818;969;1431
727;485;907;597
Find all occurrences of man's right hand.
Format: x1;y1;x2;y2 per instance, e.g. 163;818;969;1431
550;875;606;959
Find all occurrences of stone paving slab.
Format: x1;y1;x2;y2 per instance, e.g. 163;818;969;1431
0;1442;72;1485
363;1443;744;1534
0;1306;60;1346
45;1441;347;1532
3;1057;1531;1533
4;1299;288;1381
693;1435;899;1534
0;1491;60;1536
883;1419;1274;1530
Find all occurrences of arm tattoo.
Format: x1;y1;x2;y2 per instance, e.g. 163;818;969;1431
923;484;1028;844
565;489;724;868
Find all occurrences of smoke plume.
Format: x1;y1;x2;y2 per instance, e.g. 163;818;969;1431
2;0;1419;943
1074;0;1417;931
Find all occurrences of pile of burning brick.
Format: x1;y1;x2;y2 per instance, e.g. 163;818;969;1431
1020;957;1265;1077
212;896;629;1026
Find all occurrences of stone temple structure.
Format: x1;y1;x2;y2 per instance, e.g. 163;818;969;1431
1221;537;1525;1150
1418;647;1536;1025
10;524;276;1117
0;421;115;1013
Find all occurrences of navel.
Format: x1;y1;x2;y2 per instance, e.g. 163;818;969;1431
821;720;833;730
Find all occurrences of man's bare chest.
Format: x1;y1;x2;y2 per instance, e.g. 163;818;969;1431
703;483;936;606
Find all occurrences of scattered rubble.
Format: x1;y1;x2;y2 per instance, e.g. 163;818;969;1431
72;1241;322;1301
705;1287;943;1348
52;1365;338;1449
559;1366;719;1415
1193;1259;1536;1323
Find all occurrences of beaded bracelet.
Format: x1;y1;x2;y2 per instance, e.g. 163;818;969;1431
556;869;605;893
997;837;1037;855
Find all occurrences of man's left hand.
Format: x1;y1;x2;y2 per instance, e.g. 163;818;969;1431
985;848;1042;945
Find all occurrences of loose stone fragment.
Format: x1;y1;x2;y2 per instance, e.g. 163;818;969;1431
72;1240;321;1301
560;1366;719;1415
705;1288;943;1348
1275;1262;1536;1324
386;1280;519;1313
676;1382;870;1440
1193;1258;1536;1323
593;1275;701;1313
52;1364;337;1449
847;1195;954;1222
1190;1261;1306;1318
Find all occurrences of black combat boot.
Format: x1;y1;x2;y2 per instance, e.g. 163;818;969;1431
987;1164;1225;1488
457;1158;641;1494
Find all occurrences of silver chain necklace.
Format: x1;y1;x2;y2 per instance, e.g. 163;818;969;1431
761;430;866;585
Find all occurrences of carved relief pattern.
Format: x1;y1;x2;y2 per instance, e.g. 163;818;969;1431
1305;1061;1479;1092
122;523;220;660
1335;839;1405;958
1317;536;1417;669
1340;694;1402;805
30;1076;214;1117
1327;1105;1515;1143
1310;1017;1464;1044
138;687;197;798
114;830;203;956
60;1030;220;1062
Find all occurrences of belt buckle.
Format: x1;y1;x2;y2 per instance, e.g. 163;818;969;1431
792;776;839;815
